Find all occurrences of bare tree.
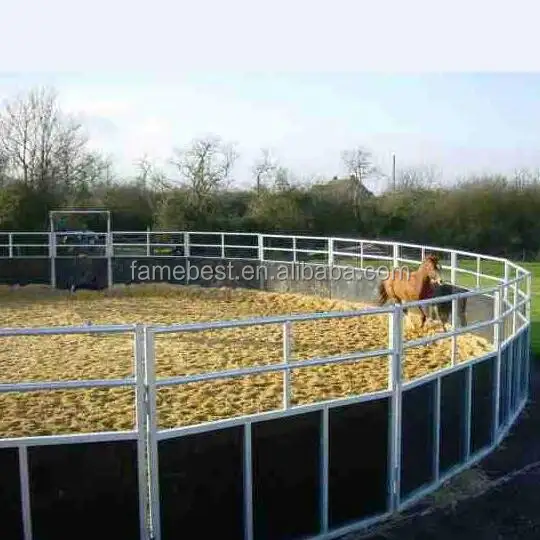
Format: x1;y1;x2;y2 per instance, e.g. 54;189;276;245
341;146;378;217
252;148;277;195
513;168;540;189
134;154;153;187
274;166;293;192
171;135;238;209
0;86;92;191
395;165;441;190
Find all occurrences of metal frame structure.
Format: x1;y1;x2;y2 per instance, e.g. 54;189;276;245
0;232;532;540
48;210;112;289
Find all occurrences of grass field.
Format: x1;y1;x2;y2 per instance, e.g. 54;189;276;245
0;284;491;438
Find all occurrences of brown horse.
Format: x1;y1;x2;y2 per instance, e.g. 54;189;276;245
377;255;443;328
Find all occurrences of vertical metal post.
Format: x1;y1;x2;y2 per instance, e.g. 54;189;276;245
328;238;334;267
258;234;264;261
526;272;532;321
282;321;292;409
512;275;518;335
320;407;329;533
221;233;226;259
516;330;523;405
433;377;441;483
18;445;32;540
392;243;399;269
50;231;56;289
476;257;481;288
451;298;458;366
144;327;161;540
503;262;510;302
8;232;13;258
243;422;254;540
183;232;190;258
388;304;403;511
107;230;113;289
146;227;151;257
464;365;472;459
292;237;297;264
450;251;457;285
525;324;531;400
134;325;151;540
49;213;56;289
359;240;364;269
507;341;514;420
525;272;532;400
493;289;502;441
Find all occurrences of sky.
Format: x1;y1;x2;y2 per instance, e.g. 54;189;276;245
0;72;539;192
0;0;538;192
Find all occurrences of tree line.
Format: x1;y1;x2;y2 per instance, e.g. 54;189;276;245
0;87;539;260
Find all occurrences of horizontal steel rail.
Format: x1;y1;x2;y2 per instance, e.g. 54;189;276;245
155;346;391;388
150;306;394;334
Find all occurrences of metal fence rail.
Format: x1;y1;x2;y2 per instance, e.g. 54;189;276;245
0;232;532;540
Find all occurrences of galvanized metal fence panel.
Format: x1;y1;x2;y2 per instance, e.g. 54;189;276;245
0;233;532;540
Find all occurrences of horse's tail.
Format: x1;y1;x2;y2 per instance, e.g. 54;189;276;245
377;281;388;306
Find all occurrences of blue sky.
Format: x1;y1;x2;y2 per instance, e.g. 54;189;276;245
1;72;539;192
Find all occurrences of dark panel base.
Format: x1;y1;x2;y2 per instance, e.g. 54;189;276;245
440;368;467;474
0;258;50;285
29;441;140;540
0;448;23;540
471;356;495;453
55;257;108;290
252;412;321;540
401;382;435;497
329;398;389;528
158;426;244;539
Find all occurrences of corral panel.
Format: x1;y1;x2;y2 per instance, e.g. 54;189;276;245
440;368;467;474
252;412;321;540
0;448;23;540
400;381;435;498
328;398;390;528
471;355;495;453
158;426;244;539
28;441;139;540
499;345;510;429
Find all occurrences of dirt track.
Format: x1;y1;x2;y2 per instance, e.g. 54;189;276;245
0;284;492;437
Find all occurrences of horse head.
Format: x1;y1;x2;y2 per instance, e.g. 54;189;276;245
422;254;443;285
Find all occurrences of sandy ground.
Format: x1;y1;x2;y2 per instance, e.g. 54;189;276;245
0;284;493;437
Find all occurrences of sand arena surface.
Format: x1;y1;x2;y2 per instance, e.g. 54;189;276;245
0;284;493;437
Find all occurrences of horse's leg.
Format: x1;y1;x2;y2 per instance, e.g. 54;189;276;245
419;306;427;329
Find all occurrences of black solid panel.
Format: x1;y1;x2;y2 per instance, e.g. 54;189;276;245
520;330;530;400
159;426;244;540
55;257;108;290
511;337;521;413
0;448;23;540
499;346;510;428
0;258;50;285
471;356;495;454
252;412;321;540
439;369;467;474
507;345;515;418
29;441;140;540
400;381;435;498
328;398;389;528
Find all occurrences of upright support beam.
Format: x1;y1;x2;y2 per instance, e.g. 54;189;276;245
388;304;403;511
